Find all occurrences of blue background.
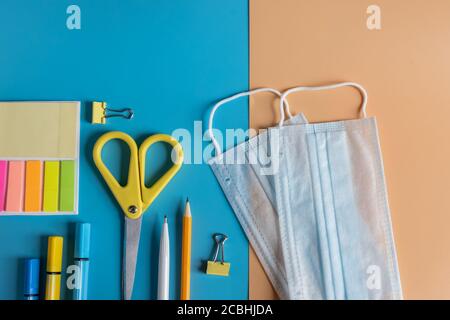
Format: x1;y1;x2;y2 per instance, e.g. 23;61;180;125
0;0;249;299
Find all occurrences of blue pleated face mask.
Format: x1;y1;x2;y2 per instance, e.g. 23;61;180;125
208;83;403;300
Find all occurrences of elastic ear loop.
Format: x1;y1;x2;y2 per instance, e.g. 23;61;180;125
208;88;293;156
278;82;368;127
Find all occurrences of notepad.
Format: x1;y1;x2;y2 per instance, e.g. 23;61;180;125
0;102;80;215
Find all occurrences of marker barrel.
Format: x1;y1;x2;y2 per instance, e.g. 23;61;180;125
73;223;90;300
45;236;63;300
73;260;89;300
24;258;40;300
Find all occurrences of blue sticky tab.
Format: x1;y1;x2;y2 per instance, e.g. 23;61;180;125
75;223;91;259
24;258;40;296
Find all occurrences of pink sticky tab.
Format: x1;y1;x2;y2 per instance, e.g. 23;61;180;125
0;161;7;211
5;161;25;212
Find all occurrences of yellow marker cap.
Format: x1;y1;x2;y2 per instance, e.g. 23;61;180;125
47;236;63;273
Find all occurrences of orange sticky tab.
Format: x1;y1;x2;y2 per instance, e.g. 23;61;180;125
25;160;43;212
5;161;25;212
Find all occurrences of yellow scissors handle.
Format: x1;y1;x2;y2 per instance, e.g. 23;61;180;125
139;134;184;212
93;132;184;220
93;131;144;219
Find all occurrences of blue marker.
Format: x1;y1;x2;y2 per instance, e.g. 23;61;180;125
73;223;91;300
24;258;40;300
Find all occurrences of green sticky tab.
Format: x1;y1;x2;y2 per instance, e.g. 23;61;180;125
43;161;60;212
59;160;75;212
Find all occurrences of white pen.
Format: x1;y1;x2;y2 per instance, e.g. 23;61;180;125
158;216;170;300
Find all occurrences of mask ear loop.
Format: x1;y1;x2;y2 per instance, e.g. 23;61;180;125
278;82;368;127
208;88;292;156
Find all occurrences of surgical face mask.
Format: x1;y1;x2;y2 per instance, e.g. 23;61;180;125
208;83;402;300
208;88;307;299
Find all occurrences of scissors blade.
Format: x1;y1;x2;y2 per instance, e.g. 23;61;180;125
123;216;142;300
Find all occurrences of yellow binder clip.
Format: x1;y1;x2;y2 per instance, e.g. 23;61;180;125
91;101;134;124
206;233;230;276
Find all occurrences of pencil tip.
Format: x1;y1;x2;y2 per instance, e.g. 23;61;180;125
164;215;167;223
186;197;189;203
185;198;191;217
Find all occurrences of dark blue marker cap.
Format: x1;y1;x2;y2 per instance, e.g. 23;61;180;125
24;258;40;296
75;223;91;259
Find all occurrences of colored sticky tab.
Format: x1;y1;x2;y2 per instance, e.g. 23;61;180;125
59;160;75;212
0;161;7;211
43;161;60;212
25;161;43;212
5;161;25;212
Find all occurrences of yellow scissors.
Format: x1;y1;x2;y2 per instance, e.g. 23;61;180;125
93;131;183;300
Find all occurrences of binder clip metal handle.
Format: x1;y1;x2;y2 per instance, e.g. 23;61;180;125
212;233;228;263
92;101;134;124
206;233;231;276
105;107;134;120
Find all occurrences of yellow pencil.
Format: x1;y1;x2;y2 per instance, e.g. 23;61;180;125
180;198;192;300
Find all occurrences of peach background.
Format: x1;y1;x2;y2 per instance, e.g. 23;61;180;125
249;0;450;299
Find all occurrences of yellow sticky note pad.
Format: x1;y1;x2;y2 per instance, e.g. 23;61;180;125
0;102;79;158
43;161;60;212
206;261;231;276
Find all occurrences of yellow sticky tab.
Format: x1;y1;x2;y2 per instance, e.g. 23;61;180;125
92;101;106;124
206;261;231;276
43;161;60;212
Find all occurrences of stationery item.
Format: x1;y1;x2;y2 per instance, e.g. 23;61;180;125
0;101;80;215
24;161;43;212
158;216;170;300
24;258;40;300
180;199;192;300
43;161;60;212
0;102;78;158
93;131;183;300
1;160;76;214
91;101;134;124
73;223;91;300
206;233;230;277
59;160;75;212
5;161;25;212
207;88;305;298
0;160;8;211
208;83;403;300
45;236;63;300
